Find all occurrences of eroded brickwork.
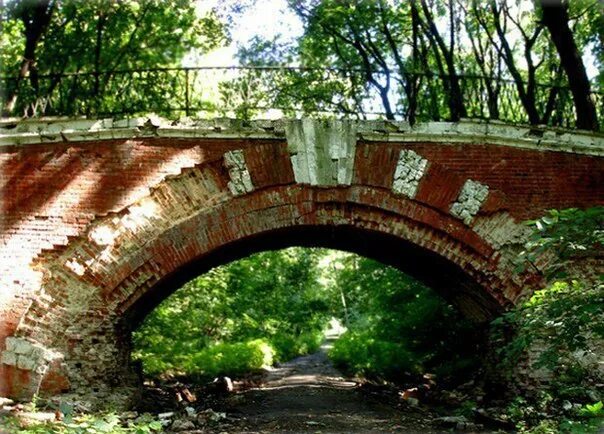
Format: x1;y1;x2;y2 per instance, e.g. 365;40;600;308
0;117;602;402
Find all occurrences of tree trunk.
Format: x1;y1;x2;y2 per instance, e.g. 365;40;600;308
3;0;55;116
540;0;599;131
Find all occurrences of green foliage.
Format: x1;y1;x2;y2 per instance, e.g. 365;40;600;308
185;339;274;379
579;401;604;418
493;280;604;372
492;207;604;433
506;397;604;433
1;0;227;117
134;248;479;384
222;0;603;127
494;206;604;381
270;330;324;361
326;254;480;382
1;412;163;433
330;330;417;381
133;248;331;377
516;207;604;278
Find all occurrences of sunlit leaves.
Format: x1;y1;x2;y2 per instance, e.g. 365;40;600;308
516;207;604;278
2;0;227;117
132;248;330;376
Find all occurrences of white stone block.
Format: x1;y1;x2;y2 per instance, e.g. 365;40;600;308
286;119;357;186
392;150;429;198
450;179;490;225
224;150;254;196
1;351;17;366
17;355;36;371
10;337;33;355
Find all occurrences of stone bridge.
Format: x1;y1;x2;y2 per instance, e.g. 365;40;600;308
0;117;602;402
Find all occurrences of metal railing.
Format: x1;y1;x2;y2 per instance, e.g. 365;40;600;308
1;66;602;129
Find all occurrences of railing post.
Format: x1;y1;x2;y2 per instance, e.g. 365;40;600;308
185;69;190;117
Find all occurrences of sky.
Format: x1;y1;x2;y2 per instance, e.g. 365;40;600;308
183;0;598;80
183;0;303;67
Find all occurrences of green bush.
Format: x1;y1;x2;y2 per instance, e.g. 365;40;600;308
271;330;324;361
330;330;418;381
1;412;163;433
490;207;604;432
492;280;604;374
184;339;274;378
133;248;331;377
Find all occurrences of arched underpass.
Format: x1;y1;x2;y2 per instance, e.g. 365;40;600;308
0;117;602;403
130;243;487;433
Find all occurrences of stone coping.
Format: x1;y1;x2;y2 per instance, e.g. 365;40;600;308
0;116;602;156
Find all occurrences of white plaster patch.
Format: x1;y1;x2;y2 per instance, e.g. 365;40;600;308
450;179;490;225
286;119;357;186
223;149;254;196
1;351;17;366
17;355;36;371
65;258;86;276
392;150;429;198
89;225;116;246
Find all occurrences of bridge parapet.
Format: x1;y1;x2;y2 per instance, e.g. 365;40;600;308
1;116;603;156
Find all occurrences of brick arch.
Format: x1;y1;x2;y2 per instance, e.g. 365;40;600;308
1;117;602;402
6;174;525;400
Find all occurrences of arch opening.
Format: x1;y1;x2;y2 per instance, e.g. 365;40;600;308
101;225;502;402
123;224;505;331
129;242;488;410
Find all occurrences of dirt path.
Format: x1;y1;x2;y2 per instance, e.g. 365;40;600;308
203;337;442;433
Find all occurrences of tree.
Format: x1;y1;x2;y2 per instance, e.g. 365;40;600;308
539;0;599;131
2;0;56;114
1;0;226;117
228;0;601;128
133;248;332;375
325;253;480;382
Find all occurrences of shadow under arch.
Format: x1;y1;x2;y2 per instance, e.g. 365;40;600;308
121;224;506;334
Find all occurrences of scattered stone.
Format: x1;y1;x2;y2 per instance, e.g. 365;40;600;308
181;387;197;403
435;416;468;427
171;418;196;431
562;400;573;411
305;420;325;426
185;406;196;418
196;408;227;426
0;397;14;407
17;411;57;425
435;415;484;430
400;387;419;400
158;411;174;419
587;390;600;402
213;376;234;393
461;422;484;431
405;397;420;406
473;408;515;430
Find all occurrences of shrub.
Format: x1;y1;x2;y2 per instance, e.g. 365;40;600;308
185;339;274;379
329;330;418;381
270;330;324;362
